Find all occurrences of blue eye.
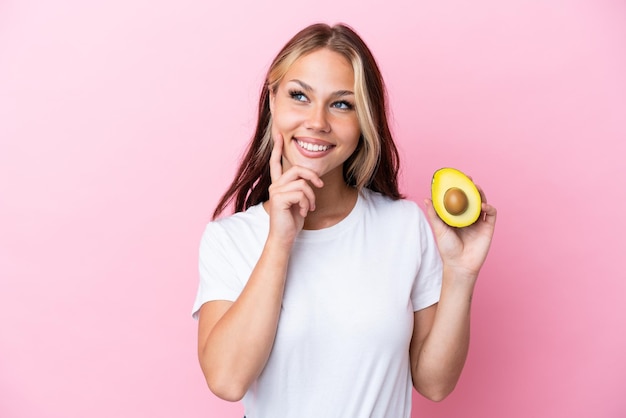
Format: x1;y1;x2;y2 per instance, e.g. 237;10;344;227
289;90;307;102
332;101;354;110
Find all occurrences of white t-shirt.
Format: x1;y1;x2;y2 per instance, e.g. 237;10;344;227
192;188;443;418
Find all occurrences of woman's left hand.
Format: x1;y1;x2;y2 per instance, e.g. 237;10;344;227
424;186;497;278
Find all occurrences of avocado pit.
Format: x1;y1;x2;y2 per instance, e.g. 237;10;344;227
443;187;468;216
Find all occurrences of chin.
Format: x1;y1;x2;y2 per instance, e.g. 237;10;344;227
301;160;325;174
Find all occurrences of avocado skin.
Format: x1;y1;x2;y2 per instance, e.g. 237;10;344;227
431;168;482;227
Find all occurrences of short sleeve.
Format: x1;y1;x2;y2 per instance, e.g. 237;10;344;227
191;222;244;319
411;208;443;311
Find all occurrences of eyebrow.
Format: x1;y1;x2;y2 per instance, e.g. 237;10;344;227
289;79;354;97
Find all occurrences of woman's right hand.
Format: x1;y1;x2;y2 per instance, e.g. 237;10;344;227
266;132;323;245
198;131;322;401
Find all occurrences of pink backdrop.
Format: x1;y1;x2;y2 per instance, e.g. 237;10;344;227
1;0;625;417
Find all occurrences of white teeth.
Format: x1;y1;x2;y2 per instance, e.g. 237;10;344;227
297;140;330;152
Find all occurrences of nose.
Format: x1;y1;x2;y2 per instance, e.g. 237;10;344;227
304;104;330;133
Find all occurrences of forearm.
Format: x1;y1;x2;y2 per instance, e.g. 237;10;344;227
199;238;291;400
412;265;477;401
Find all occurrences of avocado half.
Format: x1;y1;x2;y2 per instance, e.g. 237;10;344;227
431;168;482;227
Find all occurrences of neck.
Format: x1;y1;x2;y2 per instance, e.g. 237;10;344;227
303;174;357;230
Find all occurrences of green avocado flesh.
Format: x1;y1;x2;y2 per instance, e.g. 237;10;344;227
431;168;481;227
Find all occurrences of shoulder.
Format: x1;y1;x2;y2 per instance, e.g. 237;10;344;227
212;203;267;229
361;188;424;222
201;203;269;246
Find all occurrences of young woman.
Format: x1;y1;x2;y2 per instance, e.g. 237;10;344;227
192;23;497;417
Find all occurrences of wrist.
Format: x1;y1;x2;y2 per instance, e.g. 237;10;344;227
442;264;479;289
265;232;296;255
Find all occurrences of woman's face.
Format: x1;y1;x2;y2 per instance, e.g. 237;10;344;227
269;48;361;183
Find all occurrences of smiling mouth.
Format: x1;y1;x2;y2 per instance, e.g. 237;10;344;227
296;140;333;152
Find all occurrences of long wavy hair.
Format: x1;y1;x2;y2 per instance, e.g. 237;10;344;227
213;23;402;219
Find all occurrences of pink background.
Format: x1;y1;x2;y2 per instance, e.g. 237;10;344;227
1;0;625;417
